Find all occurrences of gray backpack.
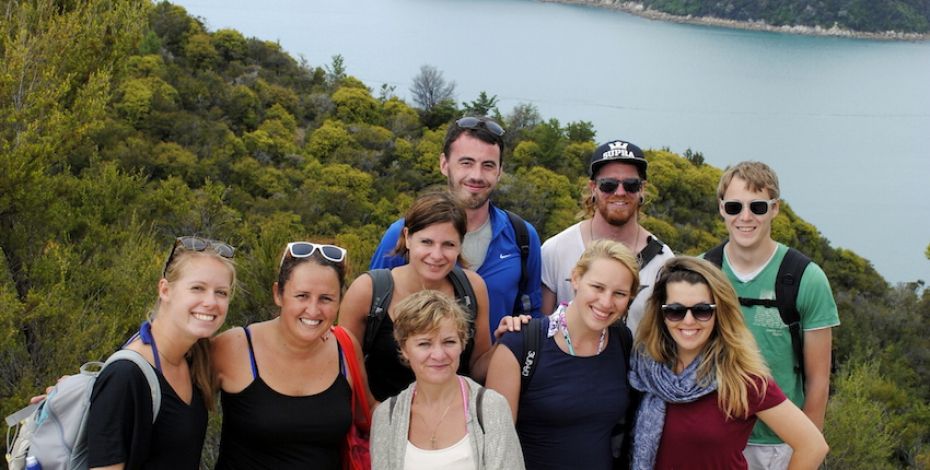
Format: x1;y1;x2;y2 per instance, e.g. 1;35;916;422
4;350;161;470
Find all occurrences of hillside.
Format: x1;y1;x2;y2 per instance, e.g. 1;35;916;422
548;0;930;38
2;0;928;467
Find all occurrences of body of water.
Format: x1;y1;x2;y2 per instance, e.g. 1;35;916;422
172;0;930;284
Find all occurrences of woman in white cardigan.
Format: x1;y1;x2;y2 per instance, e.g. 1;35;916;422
370;290;524;470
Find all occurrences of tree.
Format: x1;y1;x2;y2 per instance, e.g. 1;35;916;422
461;91;499;118
409;64;455;111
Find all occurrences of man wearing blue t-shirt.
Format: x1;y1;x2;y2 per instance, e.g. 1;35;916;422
369;117;542;336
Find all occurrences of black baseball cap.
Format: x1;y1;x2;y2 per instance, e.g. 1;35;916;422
588;139;647;180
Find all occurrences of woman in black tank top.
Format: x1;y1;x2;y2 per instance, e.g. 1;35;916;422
212;242;375;469
340;191;520;401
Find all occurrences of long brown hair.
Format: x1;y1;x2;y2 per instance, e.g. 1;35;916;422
636;256;769;419
156;243;237;410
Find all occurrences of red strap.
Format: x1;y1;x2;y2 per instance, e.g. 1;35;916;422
332;326;371;430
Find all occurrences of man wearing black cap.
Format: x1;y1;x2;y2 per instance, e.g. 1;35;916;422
540;139;673;332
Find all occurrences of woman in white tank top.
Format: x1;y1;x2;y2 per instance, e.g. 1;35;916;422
369;290;525;470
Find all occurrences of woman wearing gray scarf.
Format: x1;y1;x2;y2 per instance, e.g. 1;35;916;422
629;257;828;469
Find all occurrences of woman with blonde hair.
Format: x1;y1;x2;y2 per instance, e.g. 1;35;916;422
87;236;236;469
486;240;640;469
630;256;828;469
370;290;524;470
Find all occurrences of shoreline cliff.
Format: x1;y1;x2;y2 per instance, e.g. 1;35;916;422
541;0;930;41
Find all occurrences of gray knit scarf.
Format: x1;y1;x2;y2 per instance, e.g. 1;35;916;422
628;348;717;470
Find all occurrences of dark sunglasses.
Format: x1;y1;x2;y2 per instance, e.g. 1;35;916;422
163;236;234;276
661;303;716;322
455;117;505;136
279;242;347;267
596;177;643;194
721;199;776;216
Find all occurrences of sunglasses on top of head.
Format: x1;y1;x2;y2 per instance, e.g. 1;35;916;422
279;242;347;267
596;177;643;194
163;236;234;276
721;199;777;216
661;303;716;322
455;117;505;137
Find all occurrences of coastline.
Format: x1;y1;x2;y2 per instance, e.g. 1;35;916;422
541;0;930;41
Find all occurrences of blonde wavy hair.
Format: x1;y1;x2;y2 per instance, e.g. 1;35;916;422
636;256;769;419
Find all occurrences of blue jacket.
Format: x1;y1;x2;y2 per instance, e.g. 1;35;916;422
369;204;543;337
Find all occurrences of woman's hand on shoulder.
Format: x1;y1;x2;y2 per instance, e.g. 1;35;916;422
494;315;532;341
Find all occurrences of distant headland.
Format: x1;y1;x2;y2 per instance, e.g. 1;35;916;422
542;0;930;41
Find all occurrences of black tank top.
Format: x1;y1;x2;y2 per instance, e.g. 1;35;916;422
215;326;352;469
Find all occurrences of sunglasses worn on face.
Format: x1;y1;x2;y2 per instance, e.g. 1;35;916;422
280;242;347;267
455;117;505;136
163;236;234;276
597;177;643;194
721;199;776;216
661;303;716;322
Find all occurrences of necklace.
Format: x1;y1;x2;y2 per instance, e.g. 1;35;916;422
412;376;467;449
551;305;607;356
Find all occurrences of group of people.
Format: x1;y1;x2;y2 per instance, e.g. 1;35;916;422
47;115;839;470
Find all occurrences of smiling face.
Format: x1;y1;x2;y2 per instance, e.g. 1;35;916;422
400;317;463;386
590;161;644;227
274;261;341;342
570;257;634;331
404;222;461;283
720;175;779;252
158;255;232;340
440;133;502;210
663;281;716;368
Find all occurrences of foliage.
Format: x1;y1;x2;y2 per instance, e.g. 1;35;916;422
636;0;930;33
2;2;927;467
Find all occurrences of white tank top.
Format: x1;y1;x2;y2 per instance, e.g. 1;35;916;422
403;434;474;470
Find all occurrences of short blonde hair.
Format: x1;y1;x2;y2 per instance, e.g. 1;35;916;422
717;161;780;200
392;290;471;353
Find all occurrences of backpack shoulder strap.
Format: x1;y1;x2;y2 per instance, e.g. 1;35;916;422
448;265;478;318
519;318;543;392
505;209;532;315
774;247;812;379
363;269;394;355
475;386;487;434
703;240;727;267
105;349;161;421
637;236;666;269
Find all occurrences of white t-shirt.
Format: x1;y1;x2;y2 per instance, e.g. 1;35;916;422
540;221;674;334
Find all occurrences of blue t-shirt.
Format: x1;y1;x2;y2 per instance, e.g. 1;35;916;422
369;204;543;335
499;317;629;470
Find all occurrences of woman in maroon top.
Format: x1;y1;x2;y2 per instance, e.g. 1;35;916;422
629;256;828;470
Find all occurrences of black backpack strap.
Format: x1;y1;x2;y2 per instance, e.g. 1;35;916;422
475;386;487;434
611;324;639;470
505;210;532;315
449;265;479;373
363;269;394;355
448;265;478;320
774;248;811;380
636;236;665;269
519;318;542;392
703;240;727;267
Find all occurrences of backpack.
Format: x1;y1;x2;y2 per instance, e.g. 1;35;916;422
704;241;811;380
362;265;478;357
637;235;666;269
504;209;532;315
4;350;161;470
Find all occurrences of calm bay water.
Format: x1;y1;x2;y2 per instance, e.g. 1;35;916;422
172;0;930;284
